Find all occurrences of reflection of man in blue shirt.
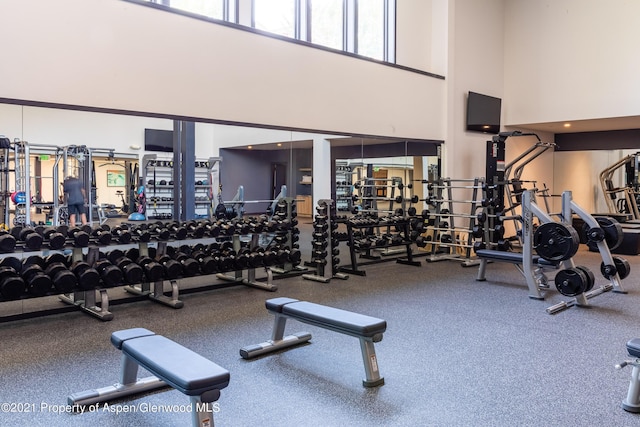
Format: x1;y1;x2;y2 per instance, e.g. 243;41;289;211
63;176;87;226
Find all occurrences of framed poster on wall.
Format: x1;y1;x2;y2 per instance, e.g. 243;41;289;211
107;170;126;187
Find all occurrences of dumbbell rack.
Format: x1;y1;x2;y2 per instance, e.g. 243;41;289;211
339;215;421;276
267;198;306;277
122;241;185;308
215;233;277;291
421;177;484;266
58;246;113;321
303;199;349;283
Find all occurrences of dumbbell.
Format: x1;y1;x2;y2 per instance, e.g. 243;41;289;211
147;223;170;240
70;261;101;290
42;226;67;250
111;225;132;244
92;225;113;245
185;221;206;239
231;219;251;235
44;261;77;293
68;227;90;247
281;247;301;265
173;252;200;276
167;222;188;240
261;248;279;267
246;218;264;234
21;259;53;296
216;220;236;236
19;226;44;251
108;251;144;284
201;221;221;238
130;225;151;242
94;259;124;287
156;255;182;280
192;249;218;274
0;230;17;253
137;256;164;282
0;263;25;300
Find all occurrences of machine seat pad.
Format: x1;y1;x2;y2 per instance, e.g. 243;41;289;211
112;328;230;396
267;298;386;338
476;249;541;264
627;338;640;358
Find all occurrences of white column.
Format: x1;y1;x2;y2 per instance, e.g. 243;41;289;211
312;137;332;209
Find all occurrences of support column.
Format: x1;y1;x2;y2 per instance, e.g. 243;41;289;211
312;138;332;209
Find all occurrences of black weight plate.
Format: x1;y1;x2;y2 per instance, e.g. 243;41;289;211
585;217;624;251
26;274;53;296
1;275;25;300
614;256;631;280
0;256;22;273
574;265;595;293
554;267;588;297
533;222;580;261
52;270;77;293
0;234;16;253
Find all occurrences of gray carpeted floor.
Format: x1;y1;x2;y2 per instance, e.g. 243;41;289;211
1;223;640;426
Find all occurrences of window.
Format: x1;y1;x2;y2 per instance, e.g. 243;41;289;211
356;0;384;60
166;0;237;22
309;0;344;50
253;0;297;38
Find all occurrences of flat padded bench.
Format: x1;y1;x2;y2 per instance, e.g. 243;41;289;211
240;297;386;387
476;249;541;264
68;328;230;426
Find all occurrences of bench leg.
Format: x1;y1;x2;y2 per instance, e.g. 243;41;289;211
476;259;488;281
190;396;216;427
239;314;312;359
68;354;167;406
359;338;384;387
623;365;640;412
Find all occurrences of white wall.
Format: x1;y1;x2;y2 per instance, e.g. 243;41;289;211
504;0;640;126
0;0;446;142
443;0;506;182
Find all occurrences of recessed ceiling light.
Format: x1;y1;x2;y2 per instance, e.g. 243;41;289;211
247;145;253;149
482;125;490;129
563;123;571;128
277;143;282;147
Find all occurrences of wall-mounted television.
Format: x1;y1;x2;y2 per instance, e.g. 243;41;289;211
466;91;501;134
144;129;173;152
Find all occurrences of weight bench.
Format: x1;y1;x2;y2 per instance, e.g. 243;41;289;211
617;338;640;412
475;249;557;300
240;297;386;387
68;328;230;426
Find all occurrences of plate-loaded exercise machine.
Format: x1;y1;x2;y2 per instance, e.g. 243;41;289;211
477;189;629;314
599;152;640;221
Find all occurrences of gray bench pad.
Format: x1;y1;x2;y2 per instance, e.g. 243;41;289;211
628;338;640;358
111;328;230;397
266;297;386;338
476;249;541;264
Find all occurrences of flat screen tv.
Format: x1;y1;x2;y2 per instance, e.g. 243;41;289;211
466;91;501;134
144;129;173;152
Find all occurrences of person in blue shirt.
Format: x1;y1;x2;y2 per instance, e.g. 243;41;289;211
63;176;87;226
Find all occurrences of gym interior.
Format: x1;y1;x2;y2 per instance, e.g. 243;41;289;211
2;1;640;425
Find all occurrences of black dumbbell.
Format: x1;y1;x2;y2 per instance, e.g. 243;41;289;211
0;265;25;300
167;222;188;240
22;263;53;296
44;262;77;293
217;221;236;236
19;227;44;251
148;223;170;240
137;256;164;282
156;255;182;280
70;261;101;290
186;221;206;239
43;227;67;250
173;252;200;276
91;225;113;245
94;259;124;287
131;226;151;243
192;250;218;274
111;226;132;244
68;227;90;247
0;230;17;253
112;256;144;284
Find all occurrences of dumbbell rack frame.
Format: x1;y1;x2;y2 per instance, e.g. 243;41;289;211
421;177;483;266
302;199;348;283
339;217;421;276
122;241;184;308
216;233;277;291
268;197;307;277
58;247;114;321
